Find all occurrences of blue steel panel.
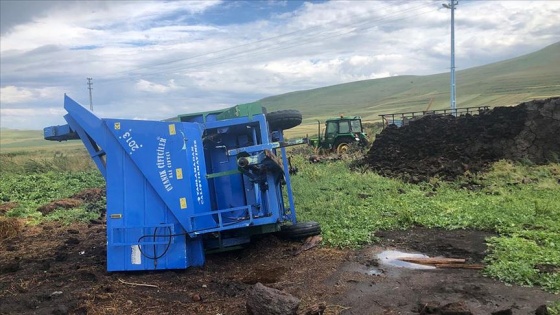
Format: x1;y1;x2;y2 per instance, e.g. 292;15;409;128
63;95;107;147
103;130;205;271
64;115;107;180
43;124;79;141
103;119;216;233
207;132;247;222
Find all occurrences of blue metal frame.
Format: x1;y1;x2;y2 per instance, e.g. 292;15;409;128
44;95;299;271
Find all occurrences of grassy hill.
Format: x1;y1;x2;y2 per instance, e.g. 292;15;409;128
2;42;559;148
258;42;560;135
0;129;83;153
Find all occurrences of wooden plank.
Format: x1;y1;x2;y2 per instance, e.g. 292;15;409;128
398;257;466;265
435;263;485;270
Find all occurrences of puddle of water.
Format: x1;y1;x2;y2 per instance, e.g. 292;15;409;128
342;262;383;276
366;268;383;276
376;250;436;270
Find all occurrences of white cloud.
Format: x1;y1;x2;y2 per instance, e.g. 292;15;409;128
0;108;66;116
0;0;559;130
0;107;67;131
0;86;62;104
135;79;178;93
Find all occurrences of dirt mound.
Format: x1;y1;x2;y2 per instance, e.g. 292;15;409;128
36;188;106;216
0;217;21;240
37;199;83;215
71;188;105;202
364;97;560;182
0;202;18;214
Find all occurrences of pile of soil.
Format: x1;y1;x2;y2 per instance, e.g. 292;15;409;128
364;97;560;182
37;188;106;217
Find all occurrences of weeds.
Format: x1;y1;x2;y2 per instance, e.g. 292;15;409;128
290;155;560;292
1;148;105;225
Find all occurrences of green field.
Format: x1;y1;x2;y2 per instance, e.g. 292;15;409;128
0;129;83;153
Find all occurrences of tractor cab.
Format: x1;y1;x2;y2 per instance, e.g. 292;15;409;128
309;116;369;154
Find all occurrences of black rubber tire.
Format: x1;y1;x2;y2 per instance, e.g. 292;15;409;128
266;110;302;131
280;221;321;240
333;138;353;154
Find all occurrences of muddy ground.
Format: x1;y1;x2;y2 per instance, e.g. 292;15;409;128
1;222;556;315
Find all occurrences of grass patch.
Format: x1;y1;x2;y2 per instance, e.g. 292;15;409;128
0;170;105;223
550;301;560;315
290;156;560;292
43;206;103;224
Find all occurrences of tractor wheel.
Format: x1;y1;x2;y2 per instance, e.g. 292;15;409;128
266;110;302;131
334;139;351;154
280;221;321;240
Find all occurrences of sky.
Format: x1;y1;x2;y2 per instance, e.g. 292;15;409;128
1;0;559;130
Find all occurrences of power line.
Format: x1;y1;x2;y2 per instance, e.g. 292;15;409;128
87;77;93;111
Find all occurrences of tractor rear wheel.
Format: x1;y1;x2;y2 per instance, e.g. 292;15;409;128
334;139;352;154
266;110;302;131
280;221;321;240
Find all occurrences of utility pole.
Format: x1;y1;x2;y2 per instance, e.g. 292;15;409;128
87;77;93;111
443;1;458;115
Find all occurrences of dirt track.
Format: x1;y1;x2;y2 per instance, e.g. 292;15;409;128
1;221;556;315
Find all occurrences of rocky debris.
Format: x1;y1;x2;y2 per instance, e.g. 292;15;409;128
417;301;473;315
535;305;549;315
416;301;550;315
191;293;202;302
439;301;473;315
364;98;560;182
304;302;327;315
246;282;300;315
491;309;513;315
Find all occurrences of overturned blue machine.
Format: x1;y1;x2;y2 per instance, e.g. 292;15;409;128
44;95;313;272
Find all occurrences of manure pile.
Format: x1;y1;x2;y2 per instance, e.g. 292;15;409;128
365;97;560;182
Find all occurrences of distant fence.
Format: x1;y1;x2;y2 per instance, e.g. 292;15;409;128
379;106;491;129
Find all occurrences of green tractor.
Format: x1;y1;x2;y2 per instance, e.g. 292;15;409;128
308;116;369;154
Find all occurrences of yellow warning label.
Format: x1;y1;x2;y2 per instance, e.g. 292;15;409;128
169;124;176;135
114;122;121;130
176;168;183;180
180;197;187;209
